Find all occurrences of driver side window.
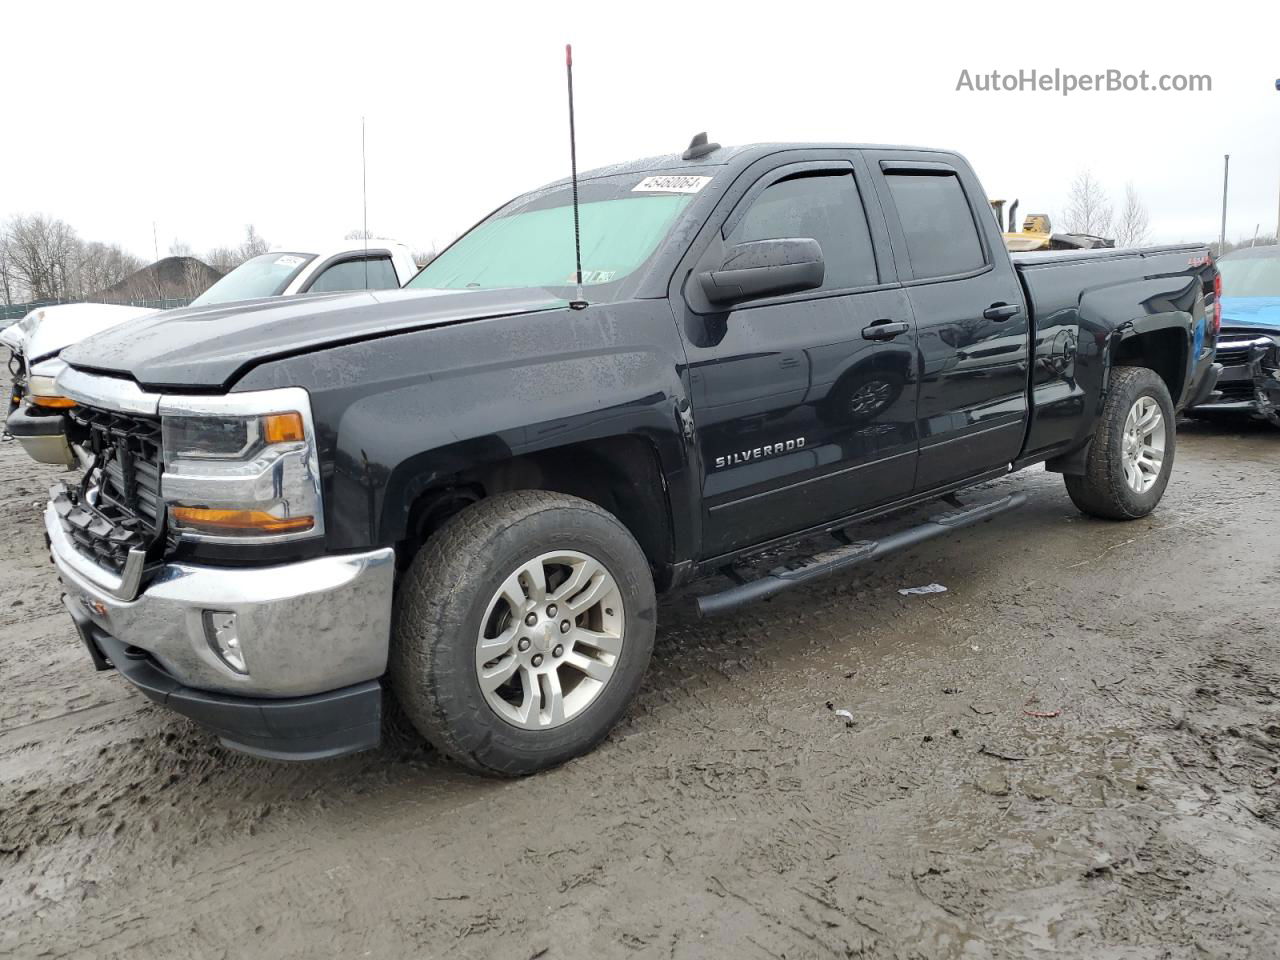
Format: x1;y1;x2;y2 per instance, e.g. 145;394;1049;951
728;172;877;292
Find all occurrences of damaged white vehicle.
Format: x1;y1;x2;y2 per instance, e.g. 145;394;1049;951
5;304;161;463
2;240;418;466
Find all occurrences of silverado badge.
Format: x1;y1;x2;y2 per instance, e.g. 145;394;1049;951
714;437;806;469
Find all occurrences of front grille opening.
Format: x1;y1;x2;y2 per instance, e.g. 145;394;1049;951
57;405;166;574
1216;347;1251;369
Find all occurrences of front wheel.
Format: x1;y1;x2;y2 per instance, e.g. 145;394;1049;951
1064;366;1175;520
390;491;656;776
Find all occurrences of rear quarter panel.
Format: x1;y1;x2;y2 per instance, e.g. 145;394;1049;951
1016;246;1212;459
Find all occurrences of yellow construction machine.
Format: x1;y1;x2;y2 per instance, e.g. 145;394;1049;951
990;199;1114;252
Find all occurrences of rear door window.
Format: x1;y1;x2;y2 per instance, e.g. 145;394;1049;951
727;172;878;292
884;172;986;279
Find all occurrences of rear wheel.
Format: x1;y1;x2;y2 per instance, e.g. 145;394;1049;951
1064;366;1175;520
390;491;656;776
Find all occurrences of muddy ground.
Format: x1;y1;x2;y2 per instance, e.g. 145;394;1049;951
1;385;1277;959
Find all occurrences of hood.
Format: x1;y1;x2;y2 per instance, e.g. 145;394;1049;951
60;287;568;389
20;303;162;365
1220;296;1280;333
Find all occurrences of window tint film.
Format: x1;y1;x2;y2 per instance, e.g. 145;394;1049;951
309;257;399;293
728;172;877;291
885;172;986;279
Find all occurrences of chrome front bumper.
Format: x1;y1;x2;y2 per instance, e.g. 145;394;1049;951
46;503;395;698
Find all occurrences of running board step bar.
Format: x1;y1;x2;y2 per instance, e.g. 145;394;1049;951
694;492;1027;617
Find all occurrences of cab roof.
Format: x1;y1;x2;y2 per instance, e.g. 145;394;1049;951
561;142;949;187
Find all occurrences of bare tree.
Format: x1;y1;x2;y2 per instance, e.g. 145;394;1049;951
0;215;151;304
3;214;81;301
238;224;269;261
412;249;436;269
180;258;214;299
0;234;15;305
1062;171;1114;238
204;246;240;274
1113;184;1151;248
169;238;194;257
344;228;375;240
203;225;269;276
74;242;145;300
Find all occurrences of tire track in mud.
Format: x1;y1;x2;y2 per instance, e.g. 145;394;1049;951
1;383;1278;958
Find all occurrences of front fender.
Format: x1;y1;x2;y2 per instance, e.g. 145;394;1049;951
233;301;696;557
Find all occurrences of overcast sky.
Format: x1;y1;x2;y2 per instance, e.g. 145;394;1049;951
3;0;1279;259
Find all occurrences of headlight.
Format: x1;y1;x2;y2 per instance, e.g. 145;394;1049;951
159;388;324;543
28;358;76;408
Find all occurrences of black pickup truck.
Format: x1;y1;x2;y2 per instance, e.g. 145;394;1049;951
47;140;1220;775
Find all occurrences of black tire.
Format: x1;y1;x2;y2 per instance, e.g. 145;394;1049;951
1064;366;1176;520
390;491;656;776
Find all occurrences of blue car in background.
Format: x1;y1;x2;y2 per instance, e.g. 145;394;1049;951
1191;245;1280;426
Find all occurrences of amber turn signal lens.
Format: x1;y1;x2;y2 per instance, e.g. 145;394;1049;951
262;412;305;444
31;395;77;409
171;507;314;536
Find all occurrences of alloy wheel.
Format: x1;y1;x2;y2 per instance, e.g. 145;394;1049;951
475;550;624;729
1120;395;1166;494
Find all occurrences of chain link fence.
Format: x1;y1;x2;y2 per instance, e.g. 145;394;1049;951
1;297;193;323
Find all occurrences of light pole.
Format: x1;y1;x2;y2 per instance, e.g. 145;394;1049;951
1220;154;1229;255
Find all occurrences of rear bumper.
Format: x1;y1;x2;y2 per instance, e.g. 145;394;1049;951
65;597;382;760
6;401;74;466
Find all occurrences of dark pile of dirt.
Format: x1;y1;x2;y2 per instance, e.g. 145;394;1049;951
91;256;222;303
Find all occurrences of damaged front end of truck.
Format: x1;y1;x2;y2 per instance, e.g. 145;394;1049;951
1249;336;1280;426
1191;331;1280;426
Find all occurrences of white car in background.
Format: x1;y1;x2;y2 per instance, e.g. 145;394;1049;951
3;240;419;466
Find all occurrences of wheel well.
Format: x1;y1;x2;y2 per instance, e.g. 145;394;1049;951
401;437;675;586
1113;329;1187;403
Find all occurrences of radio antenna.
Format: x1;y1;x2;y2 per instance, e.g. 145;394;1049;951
565;44;587;310
362;115;369;289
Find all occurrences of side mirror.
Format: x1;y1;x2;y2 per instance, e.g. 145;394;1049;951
699;238;825;305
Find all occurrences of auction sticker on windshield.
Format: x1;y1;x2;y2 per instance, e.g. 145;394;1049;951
275;255;306;267
632;175;711;194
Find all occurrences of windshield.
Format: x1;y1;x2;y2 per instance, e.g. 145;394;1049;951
191;252;316;306
1219;254;1280;298
409;175;702;296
